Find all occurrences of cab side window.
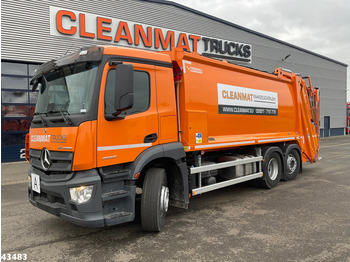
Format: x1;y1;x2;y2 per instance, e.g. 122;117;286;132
105;69;150;116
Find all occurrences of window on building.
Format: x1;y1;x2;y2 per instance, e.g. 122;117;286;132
1;61;39;162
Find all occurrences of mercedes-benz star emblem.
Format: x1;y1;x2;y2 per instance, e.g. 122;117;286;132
40;148;51;171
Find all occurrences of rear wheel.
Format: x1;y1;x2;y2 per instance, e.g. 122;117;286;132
284;149;300;181
257;151;282;189
141;168;169;232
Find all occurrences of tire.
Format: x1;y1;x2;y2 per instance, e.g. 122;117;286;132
141;168;169;232
284;149;300;181
257;151;282;189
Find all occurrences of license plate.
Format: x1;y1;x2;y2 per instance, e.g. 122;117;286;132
31;173;41;193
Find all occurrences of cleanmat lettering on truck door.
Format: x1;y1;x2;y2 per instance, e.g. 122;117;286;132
217;84;278;116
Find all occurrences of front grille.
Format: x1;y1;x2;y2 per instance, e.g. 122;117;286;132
29;149;73;175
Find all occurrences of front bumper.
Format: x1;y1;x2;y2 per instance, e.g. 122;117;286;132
28;166;136;227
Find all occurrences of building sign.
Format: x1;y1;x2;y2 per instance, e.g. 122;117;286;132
217;83;278;115
50;6;252;63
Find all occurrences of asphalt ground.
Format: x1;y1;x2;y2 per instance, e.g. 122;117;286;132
1;136;350;261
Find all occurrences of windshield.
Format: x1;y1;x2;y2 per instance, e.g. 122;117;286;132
34;62;99;115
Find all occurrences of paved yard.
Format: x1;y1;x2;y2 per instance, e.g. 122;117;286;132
1;136;350;261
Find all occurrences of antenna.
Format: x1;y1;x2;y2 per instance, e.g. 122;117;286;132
65;42;75;55
282;54;291;61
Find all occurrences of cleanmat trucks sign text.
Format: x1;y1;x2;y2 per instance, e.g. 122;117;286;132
50;6;252;63
218;83;278;115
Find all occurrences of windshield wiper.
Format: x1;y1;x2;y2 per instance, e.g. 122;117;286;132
46;109;72;125
59;108;72;125
33;112;48;126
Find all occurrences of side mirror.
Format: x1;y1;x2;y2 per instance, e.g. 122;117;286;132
114;64;134;113
31;77;43;92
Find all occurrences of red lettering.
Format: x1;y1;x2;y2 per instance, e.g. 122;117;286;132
177;33;190;51
134;24;152;47
115;21;133;44
56;10;76;35
97;17;112;41
189;35;201;53
79;14;95;39
154;29;174;50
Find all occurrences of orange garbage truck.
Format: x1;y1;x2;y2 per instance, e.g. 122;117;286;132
27;45;320;231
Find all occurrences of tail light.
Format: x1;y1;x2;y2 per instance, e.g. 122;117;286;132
172;61;182;84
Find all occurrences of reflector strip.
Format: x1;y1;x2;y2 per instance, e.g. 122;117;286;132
194;140;255;149
97;143;152;151
257;137;296;143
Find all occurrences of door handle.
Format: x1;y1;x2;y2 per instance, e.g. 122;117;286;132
144;133;158;143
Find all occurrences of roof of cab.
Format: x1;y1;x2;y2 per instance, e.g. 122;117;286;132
103;45;172;64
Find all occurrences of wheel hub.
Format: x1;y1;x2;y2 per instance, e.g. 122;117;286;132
287;154;297;174
268;158;278;180
160;186;169;212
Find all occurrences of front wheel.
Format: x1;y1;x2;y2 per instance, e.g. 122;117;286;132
141;168;169;232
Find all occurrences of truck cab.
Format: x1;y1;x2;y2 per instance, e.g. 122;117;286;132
28;46;187;230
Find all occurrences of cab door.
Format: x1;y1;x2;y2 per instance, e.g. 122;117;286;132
96;62;158;167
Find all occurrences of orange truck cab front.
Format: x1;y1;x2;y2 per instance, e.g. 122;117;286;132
28;46;188;228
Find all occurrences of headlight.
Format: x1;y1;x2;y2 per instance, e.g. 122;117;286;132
69;185;93;204
28;175;31;187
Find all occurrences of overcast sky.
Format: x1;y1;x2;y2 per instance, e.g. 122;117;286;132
175;0;350;102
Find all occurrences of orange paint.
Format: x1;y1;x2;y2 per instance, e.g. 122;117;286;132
189;35;201;53
79;14;95;39
73;120;97;171
97;17;112;41
134;24;152;47
177;33;190;51
154;29;174;49
56;10;76;35
29;46;319;172
114;21;133;44
161;48;319;162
